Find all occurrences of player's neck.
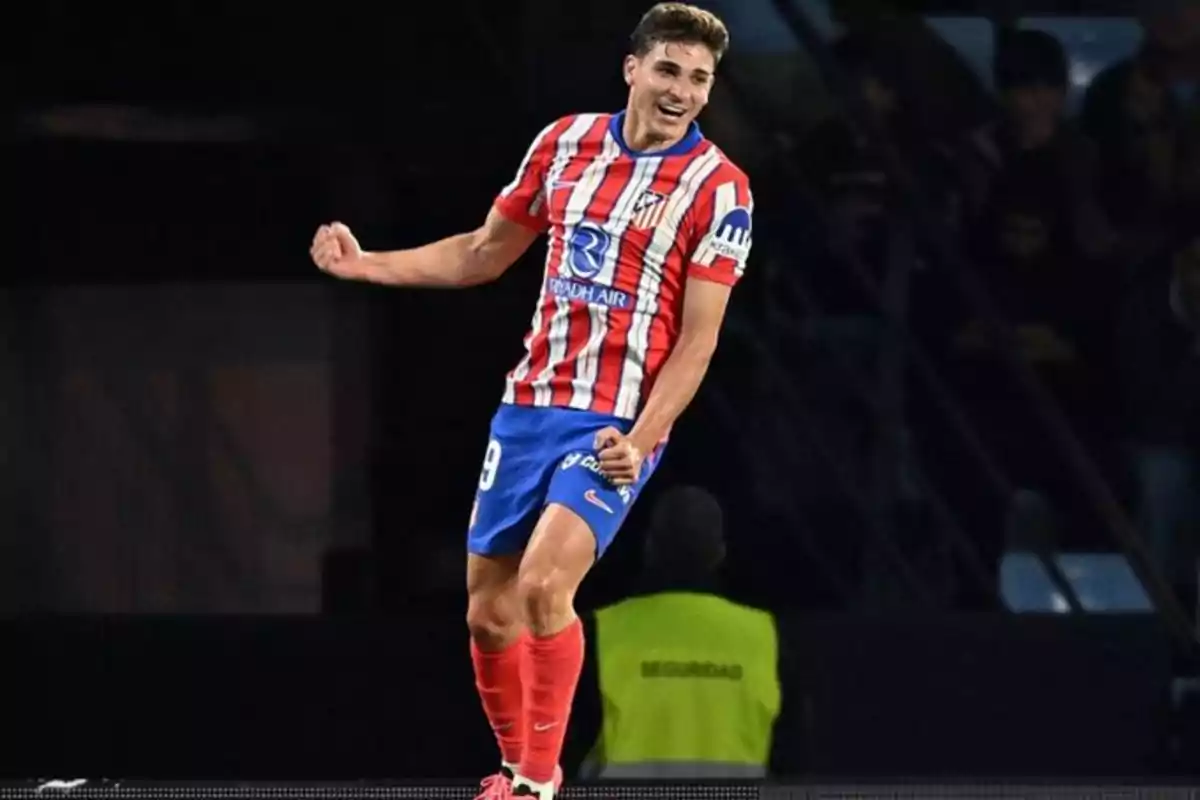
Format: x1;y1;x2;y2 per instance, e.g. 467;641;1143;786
621;109;683;154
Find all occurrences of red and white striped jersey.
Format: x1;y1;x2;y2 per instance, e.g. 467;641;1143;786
493;111;753;421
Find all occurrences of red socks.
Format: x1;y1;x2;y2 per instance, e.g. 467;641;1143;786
470;631;528;766
520;617;584;784
471;619;584;783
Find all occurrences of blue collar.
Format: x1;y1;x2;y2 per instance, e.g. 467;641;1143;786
609;110;703;158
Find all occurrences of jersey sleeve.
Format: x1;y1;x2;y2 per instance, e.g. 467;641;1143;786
686;173;754;287
493;119;562;233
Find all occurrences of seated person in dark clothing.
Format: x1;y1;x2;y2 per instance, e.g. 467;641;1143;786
1118;228;1200;614
959;29;1115;264
954;28;1118;434
919;29;1126;586
796;32;968;304
1081;0;1200;256
827;0;995;142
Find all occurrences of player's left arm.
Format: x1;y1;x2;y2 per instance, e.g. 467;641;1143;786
625;278;733;455
626;174;753;458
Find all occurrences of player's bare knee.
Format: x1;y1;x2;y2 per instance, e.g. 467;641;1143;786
466;597;521;649
466;591;522;649
465;553;522;647
516;568;573;635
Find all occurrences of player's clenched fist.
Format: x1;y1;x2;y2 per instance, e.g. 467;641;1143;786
310;222;365;279
594;427;644;486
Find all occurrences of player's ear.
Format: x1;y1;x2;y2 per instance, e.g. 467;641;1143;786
623;54;637;86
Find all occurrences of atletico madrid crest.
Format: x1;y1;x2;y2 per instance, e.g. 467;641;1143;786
630;190;668;230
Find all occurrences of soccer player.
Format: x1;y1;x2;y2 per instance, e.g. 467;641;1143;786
309;4;752;797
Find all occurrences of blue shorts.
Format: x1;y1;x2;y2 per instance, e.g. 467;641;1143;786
466;404;664;558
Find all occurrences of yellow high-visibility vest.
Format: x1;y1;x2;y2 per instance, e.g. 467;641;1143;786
588;591;781;779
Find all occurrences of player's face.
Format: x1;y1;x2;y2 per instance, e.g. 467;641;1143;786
624;40;716;147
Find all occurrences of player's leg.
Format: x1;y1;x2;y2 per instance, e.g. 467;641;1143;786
467;552;525;781
465;407;559;794
510;504;595;798
510;440;665;798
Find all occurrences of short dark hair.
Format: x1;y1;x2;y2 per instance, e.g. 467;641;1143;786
994;29;1069;91
630;3;730;65
643;485;726;582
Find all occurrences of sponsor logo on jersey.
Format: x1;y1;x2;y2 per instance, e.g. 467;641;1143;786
565;222;611;280
709;206;752;261
546;276;633;309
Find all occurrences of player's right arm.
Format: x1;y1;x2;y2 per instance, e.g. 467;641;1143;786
310;118;564;288
311;208;538;288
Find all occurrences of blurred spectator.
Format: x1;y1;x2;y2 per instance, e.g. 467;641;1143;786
916;29;1127;605
1120;232;1200;618
959;28;1115;263
567;486;787;779
784;28;968;609
796;33;964;310
827;0;995;142
790;0;999;279
953;27;1120;452
1081;0;1199;613
1120;232;1200;457
1081;0;1200;258
782;6;1003;608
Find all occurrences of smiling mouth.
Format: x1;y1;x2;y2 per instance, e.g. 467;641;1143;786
656;102;686;119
